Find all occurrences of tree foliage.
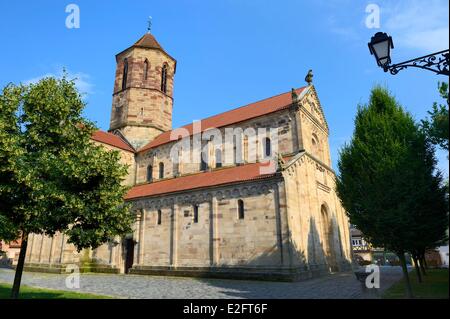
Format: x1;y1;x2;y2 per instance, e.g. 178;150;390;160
336;86;448;297
0;75;133;297
0;76;133;247
421;82;449;151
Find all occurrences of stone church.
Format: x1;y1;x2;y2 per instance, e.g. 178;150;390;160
24;32;352;281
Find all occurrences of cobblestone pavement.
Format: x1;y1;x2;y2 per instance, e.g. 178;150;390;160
0;266;405;299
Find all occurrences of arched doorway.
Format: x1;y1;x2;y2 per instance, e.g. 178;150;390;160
123;237;135;274
320;204;338;271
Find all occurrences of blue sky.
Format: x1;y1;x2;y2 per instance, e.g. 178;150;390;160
0;0;448;176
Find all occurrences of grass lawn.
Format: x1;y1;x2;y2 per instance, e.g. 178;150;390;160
0;282;111;299
383;268;449;299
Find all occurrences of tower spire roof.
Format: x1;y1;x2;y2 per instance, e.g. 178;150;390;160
133;33;163;50
115;32;177;66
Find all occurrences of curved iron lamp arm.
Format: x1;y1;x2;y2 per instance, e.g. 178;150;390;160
383;50;449;76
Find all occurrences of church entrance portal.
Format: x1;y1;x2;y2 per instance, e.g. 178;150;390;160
124;238;135;274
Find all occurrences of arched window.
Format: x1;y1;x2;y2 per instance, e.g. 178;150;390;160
161;64;168;93
311;133;320;159
173;152;180;177
157;209;162;225
159;162;164;179
200;146;208;171
193;205;199;223
215;148;222;168
146;165;153;182
122;58;128;90
238;199;244;219
143;59;149;80
264;137;272;157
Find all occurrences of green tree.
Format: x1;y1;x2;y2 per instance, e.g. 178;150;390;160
0;75;133;299
421;82;449;151
407;143;448;283
336;86;443;298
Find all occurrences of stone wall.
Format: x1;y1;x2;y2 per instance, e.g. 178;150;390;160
283;152;352;274
129;178;288;272
92;140;136;186
134;109;296;184
110;46;176;149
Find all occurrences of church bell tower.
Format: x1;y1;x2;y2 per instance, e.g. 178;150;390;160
109;31;176;149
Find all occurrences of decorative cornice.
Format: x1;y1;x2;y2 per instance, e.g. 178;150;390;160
129;178;282;210
113;86;174;100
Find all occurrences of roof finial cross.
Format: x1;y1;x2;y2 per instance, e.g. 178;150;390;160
147;16;152;33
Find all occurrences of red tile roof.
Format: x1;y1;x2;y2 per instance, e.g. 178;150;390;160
91;130;135;152
138;87;306;152
133;33;164;50
117;33;177;66
125;161;278;200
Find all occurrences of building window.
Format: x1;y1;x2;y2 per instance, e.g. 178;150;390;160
146;165;153;182
161;64;168;93
215;148;222;168
157;210;162;225
193;205;199;223
311;133;321;159
122;58;128;90
159;162;164;179
200;148;208;171
173;149;182;176
264;137;272;157
238;199;244;219
143;59;149;80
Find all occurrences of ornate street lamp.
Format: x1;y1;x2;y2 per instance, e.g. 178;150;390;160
368;32;449;76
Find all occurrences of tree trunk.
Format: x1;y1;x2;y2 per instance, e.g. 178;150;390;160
398;252;413;298
412;256;422;283
419;255;427;276
421;253;429;269
10;232;28;299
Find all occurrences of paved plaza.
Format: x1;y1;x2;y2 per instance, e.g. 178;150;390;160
0;266;405;299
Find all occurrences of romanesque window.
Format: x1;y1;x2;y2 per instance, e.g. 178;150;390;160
264;137;272;157
311;133;320;159
173;160;179;177
147;165;153;182
215;148;222;168
161;64;168;93
122;58;128;90
193;205;199;223
200;148;208;171
157;210;162;225
238;199;245;219
143;59;149;80
159;162;164;179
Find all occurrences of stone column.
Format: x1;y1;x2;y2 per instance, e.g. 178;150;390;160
49;235;56;264
169;204;175;266
208;198;214;266
59;234;65;264
26;233;35;262
273;183;284;265
134;211;142;266
173;203;180;267
38;235;45;263
212;196;220;266
138;209;146;265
